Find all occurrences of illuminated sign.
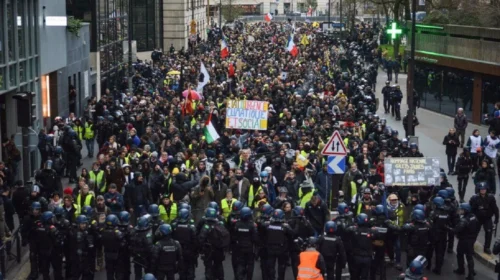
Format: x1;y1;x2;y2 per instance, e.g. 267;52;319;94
386;22;403;39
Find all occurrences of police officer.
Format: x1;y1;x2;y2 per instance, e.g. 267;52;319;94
69;215;95;280
347;213;377;280
198;207;228;280
118;211;134;278
398;255;428;280
370;205;398;280
234;207;259;280
37;211;64;280
451;203;478;279
227;200;243;278
265;209;294;280
427;197;451;274
54;206;73;278
392;85;403;120
130;215;154;280
402;209;431;267
21;201;43;280
100;214;127;280
256;204;274;280
317;221;346;280
148;204;164;241
382;81;392;114
470;182;499;254
297;237;327;280
445;187;459;254
335;202;354;279
151;224;183;280
171;209;198;280
196;201;226;234
288;206;315;279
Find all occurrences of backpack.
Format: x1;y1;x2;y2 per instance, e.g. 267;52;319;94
208;223;230;249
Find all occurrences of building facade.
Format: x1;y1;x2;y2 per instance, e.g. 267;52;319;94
407;24;500;124
67;0;132;98
0;0;92;179
163;0;208;50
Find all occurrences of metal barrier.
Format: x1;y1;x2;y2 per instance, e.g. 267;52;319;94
0;227;22;277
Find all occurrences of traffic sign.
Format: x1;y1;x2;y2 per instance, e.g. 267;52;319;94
327;156;345;174
321;130;347;156
190;20;197;35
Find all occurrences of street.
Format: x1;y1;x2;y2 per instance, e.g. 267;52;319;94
8;68;499;280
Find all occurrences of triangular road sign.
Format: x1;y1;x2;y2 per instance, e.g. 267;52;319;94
321;130;348;156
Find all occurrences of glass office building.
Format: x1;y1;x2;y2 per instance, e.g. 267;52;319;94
130;0;161;52
67;0;129;93
0;0;40;138
0;0;39;95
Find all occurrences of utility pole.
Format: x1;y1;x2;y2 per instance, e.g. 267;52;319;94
128;0;133;91
219;0;222;28
407;0;416;136
328;0;331;23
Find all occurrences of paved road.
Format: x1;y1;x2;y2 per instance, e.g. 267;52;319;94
10;68;499;279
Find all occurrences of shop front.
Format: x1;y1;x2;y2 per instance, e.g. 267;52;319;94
410;50;500;124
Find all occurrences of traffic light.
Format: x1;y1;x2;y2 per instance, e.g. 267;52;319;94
12;92;36;127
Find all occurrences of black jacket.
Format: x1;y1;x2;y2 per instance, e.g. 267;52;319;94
125;180;153;209
443;133;460;156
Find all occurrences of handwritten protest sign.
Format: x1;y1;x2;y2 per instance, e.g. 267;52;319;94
384;157;440;186
225;100;269;130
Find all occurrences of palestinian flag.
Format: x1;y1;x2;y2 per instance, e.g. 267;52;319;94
203;113;220;144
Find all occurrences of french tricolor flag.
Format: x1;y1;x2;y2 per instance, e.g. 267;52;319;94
286;35;298;57
220;38;229;58
264;13;273;22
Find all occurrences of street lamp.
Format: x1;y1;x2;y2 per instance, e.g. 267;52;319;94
407;0;417;136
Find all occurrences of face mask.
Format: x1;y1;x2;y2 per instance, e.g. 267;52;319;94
236;175;243;180
357;179;363;184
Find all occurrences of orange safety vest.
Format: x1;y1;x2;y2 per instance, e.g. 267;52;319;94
297;249;324;280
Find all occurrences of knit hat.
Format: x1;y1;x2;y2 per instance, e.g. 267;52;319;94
64;187;73;196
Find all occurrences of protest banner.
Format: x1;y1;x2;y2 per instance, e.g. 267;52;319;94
384;157;440;186
225;100;269;130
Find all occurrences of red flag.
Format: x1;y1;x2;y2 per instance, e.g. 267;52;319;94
228;63;235;77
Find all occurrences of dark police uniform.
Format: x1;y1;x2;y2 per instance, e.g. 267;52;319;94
264;221;294;280
317;232;346;280
233;219;259;280
171;219;198;280
151;235;183;280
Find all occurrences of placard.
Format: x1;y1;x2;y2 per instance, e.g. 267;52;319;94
225;100;269;130
384;157;440;186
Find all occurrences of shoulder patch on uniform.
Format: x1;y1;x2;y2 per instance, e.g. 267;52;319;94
204;224;209;229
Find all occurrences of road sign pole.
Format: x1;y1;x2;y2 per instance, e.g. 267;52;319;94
331;174;342;210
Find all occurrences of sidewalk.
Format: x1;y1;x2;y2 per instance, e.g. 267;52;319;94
375;70;496;269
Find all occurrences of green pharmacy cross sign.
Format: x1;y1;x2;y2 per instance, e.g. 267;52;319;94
387;22;403;39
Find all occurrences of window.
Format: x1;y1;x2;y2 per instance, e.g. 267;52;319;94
7;0;15;61
9;64;16;86
20;60;26;82
17;0;25;59
0;68;5;90
0;2;4;64
482;76;500;123
415;62;473;120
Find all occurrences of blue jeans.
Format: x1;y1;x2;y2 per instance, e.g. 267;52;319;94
394;237;401;263
85;138;94;157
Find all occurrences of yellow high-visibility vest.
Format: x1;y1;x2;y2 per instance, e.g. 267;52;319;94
159;203;178;224
77;193;94;207
84;123;94;139
89;170;106;193
221;198;237;219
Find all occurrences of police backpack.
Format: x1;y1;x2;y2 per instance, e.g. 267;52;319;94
208;223;230;249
